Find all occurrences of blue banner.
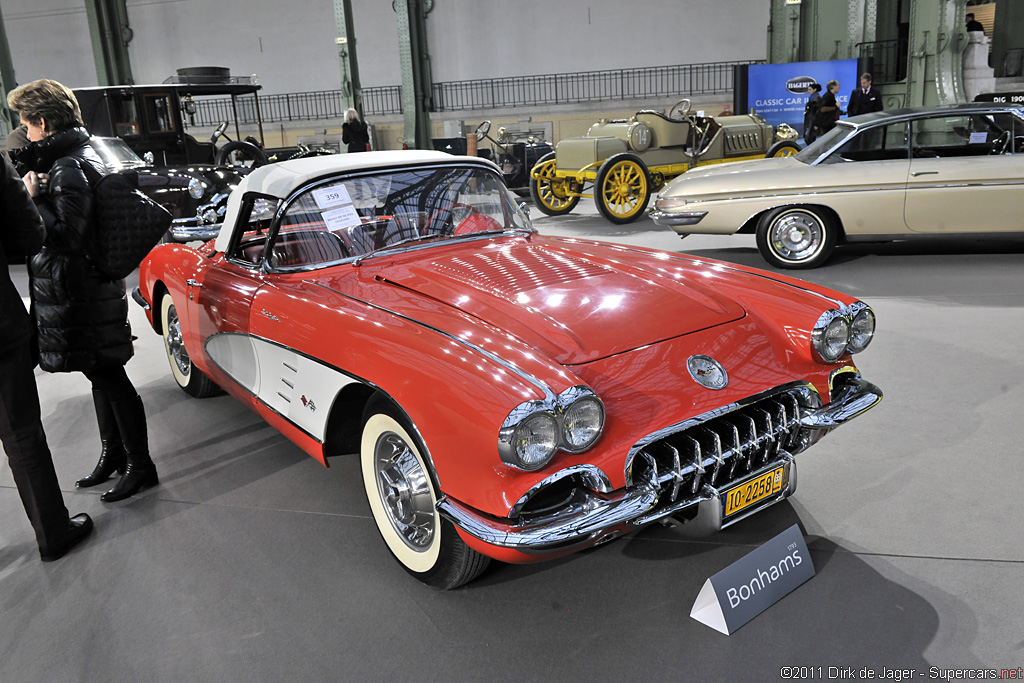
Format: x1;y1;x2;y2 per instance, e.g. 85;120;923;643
747;59;860;137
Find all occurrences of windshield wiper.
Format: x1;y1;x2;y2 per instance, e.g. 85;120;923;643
352;233;445;266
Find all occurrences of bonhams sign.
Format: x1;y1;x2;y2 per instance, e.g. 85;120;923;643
690;524;815;634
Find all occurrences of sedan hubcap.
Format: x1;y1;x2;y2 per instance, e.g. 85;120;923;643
374;433;435;550
166;305;191;375
770;213;822;261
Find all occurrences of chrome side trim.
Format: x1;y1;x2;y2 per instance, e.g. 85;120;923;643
510;464;613;519
306;281;557;402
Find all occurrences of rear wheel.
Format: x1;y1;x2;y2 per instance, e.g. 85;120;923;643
529;151;581;216
160;292;220;398
595;153;652;224
360;398;490;589
766;141;800;158
756;206;839;269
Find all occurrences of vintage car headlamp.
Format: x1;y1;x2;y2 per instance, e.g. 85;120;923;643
812;311;850;362
188;177;206;199
847;307;875;353
512;413;559;470
562;396;604;451
654;196;688;212
499;386;605;470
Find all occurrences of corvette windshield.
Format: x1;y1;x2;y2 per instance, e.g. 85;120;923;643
262;165;532;269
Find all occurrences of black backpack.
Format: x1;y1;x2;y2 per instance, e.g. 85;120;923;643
85;170;172;280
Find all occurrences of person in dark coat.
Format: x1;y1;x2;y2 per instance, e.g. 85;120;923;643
342;108;370;153
966;13;984;32
815;80;843;135
1;151;93;561
8;79;157;503
847;73;883;117
804;83;822;144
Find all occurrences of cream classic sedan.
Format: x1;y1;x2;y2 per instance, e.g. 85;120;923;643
651;103;1024;268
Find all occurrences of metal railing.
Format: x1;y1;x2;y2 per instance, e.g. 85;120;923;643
187;60;761;126
431;60;761;112
857;39;908;84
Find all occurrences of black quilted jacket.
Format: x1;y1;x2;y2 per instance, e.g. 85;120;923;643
18;127;134;373
0;153;46;352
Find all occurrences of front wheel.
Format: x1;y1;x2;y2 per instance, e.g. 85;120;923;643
360;398;490;589
766;141;800;158
595;153;652;224
756;206;839;269
160;292;221;398
529;151;581;216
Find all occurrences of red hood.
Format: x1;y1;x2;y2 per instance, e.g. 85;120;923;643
368;238;746;365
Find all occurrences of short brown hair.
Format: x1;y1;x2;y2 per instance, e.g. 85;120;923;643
7;79;84;132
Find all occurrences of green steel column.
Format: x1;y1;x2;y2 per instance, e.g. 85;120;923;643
0;9;17;137
396;0;432;149
768;0;802;64
992;0;1024;78
334;0;363;118
905;0;966;107
84;0;134;86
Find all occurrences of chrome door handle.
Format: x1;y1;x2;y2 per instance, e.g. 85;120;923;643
186;279;203;287
911;171;939;176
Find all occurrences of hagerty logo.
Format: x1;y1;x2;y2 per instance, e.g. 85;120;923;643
786;75;815;94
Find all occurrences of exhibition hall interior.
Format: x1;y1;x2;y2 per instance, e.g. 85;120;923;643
1;0;1022;680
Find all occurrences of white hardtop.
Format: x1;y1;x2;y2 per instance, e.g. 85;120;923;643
214;150;495;253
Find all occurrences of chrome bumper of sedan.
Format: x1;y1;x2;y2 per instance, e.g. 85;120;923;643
438;374;881;553
649;209;707;227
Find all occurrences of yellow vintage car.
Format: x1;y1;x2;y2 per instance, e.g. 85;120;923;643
651;103;1024;268
529;98;799;224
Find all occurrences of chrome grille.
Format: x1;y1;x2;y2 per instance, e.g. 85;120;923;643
628;388;812;521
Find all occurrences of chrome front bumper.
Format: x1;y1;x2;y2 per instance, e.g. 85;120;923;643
649;209;707;228
438;374;881;553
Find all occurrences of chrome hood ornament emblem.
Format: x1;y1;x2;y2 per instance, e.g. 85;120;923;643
687;355;728;390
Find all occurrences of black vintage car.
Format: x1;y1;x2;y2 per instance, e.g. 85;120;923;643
74;79;330;240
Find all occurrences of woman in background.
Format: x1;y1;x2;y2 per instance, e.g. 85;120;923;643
342;108;370;153
7;79;157;503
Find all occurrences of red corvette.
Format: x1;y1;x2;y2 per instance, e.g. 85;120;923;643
134;151;882;588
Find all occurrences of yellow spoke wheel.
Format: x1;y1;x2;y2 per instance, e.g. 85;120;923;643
529;151;581;216
595;153;652;224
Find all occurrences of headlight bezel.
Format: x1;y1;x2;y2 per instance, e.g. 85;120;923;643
498;386;606;471
811;302;875;363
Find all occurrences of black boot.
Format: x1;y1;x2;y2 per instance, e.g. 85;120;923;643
76;388;127;488
39;513;94;562
102;395;158;503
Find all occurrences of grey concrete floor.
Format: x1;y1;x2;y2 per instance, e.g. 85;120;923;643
2;197;1023;681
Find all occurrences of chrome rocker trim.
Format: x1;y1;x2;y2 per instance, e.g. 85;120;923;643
649;209;708;227
131;286;151;311
438;373;881;553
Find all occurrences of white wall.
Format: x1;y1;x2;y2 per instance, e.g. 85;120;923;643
2;0;767;95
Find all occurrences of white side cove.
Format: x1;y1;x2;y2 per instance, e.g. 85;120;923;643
206;333;360;442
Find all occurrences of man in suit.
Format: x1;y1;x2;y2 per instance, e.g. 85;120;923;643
0;152;93;562
847;73;883;117
966;13;984;32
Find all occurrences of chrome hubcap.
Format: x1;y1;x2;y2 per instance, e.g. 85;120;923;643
770;213;822;261
374;433;435;550
165;304;191;376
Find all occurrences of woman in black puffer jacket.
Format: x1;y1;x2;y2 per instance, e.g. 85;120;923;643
8;79;157;502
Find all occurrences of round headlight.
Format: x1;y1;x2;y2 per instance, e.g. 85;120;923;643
188;177;205;199
513;413;558;470
820;317;850;361
562;397;604;450
848;308;875;353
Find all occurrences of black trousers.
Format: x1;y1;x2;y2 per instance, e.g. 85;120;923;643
83;364;137;403
0;339;69;550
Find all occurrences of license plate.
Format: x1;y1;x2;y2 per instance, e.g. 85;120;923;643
723;466;785;517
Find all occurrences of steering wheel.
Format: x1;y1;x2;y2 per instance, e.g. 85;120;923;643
668;98;692;121
210;120;229;144
428;202;479;232
990;130;1011;154
475;120;492;142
